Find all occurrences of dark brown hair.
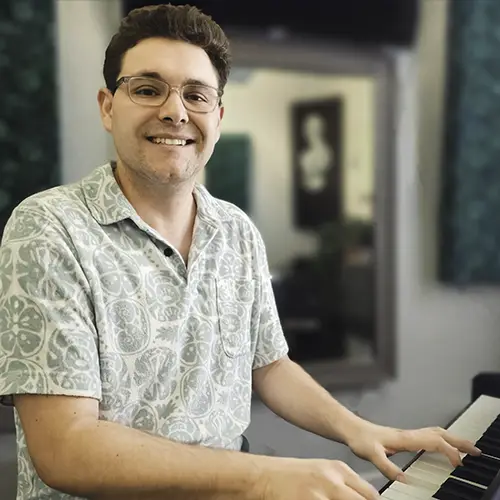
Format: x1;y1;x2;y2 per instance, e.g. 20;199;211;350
103;3;231;94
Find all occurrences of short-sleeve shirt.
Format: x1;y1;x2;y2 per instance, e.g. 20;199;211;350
0;163;288;500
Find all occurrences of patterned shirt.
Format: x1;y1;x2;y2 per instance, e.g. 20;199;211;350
0;163;288;500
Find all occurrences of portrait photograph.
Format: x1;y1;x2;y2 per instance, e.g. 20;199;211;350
291;96;343;229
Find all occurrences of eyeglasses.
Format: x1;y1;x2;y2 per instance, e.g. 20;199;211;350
115;76;222;114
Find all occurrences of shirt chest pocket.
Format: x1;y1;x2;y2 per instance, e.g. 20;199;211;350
215;277;255;358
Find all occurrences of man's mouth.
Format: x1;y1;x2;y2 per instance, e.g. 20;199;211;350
146;137;195;146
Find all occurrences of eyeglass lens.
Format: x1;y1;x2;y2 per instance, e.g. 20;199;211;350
127;77;218;112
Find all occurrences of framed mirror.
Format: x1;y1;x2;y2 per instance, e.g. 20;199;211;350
199;36;397;389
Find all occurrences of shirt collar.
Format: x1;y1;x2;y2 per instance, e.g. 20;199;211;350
81;162;136;225
81;162;220;230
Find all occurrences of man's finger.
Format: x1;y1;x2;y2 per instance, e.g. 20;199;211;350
344;470;381;500
442;431;481;456
437;439;464;467
396;429;471;459
338;484;377;500
369;445;406;482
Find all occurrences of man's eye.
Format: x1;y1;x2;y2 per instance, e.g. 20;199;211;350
185;93;208;102
134;87;161;96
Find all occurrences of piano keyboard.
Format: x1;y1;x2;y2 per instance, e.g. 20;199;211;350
379;395;500;500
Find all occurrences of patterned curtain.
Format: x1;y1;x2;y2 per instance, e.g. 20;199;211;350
0;0;59;241
439;0;500;285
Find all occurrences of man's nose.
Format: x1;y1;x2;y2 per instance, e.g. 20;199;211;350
157;89;189;125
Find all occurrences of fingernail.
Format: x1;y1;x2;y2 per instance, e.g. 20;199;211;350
396;474;407;484
474;447;482;455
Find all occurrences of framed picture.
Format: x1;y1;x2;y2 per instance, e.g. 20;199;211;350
291;97;343;229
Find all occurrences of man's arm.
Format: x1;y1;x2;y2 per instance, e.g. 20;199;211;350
252;355;365;446
252;355;481;482
14;394;267;499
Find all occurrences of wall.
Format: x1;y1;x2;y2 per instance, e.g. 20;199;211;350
56;0;119;183
55;0;500;483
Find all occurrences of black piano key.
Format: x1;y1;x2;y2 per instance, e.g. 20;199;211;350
462;454;500;471
461;460;500;477
475;438;500;450
484;426;500;439
433;478;485;500
487;421;500;432
475;436;500;451
474;440;500;457
433;492;470;500
452;465;497;486
476;445;499;457
478;435;500;447
484;432;500;443
460;458;499;473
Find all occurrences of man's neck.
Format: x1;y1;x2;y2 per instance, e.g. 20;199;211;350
113;164;197;261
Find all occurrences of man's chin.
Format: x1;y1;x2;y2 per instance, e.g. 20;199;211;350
146;162;200;186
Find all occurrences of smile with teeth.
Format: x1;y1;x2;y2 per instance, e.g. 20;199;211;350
147;137;192;146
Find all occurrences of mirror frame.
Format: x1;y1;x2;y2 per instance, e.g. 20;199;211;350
226;34;398;390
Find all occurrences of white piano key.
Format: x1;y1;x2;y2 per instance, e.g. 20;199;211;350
404;471;441;490
390;481;437;498
417;453;455;473
382;487;422;500
409;460;451;477
406;461;445;478
382;490;433;500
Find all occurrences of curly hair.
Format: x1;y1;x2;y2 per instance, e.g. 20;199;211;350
103;3;231;94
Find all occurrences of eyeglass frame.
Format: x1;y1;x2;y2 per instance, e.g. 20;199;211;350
113;75;223;114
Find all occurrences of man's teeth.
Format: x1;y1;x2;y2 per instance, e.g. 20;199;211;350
150;137;187;146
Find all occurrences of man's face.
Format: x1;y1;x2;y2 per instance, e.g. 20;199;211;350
98;37;224;186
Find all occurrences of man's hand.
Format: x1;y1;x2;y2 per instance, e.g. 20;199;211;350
345;421;482;481
256;458;380;500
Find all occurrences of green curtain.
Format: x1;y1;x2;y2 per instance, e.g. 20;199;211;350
205;134;251;214
0;0;59;240
439;0;500;285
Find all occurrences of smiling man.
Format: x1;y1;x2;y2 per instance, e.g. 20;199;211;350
0;4;481;500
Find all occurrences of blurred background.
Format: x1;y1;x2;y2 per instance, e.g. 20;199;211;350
3;0;500;497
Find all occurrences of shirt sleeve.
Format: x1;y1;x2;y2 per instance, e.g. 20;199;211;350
250;226;289;370
0;200;101;406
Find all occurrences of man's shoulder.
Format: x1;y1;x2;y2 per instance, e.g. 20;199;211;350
8;163;110;220
10;180;85;222
2;172;95;245
19;182;80;207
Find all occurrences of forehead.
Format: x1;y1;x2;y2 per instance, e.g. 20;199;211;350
120;37;219;87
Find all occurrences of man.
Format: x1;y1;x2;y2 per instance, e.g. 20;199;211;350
0;4;480;500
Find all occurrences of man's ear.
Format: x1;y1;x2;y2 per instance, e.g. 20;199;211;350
97;88;114;133
215;105;225;143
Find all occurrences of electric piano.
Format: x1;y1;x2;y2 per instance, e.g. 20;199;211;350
380;395;500;500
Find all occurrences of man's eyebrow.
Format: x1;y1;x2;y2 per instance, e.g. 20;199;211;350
184;78;217;89
133;71;163;79
131;71;217;89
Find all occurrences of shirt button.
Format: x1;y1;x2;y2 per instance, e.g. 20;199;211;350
164;247;174;257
